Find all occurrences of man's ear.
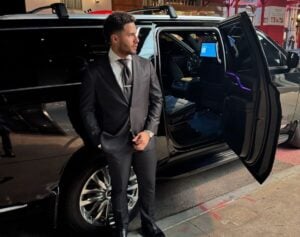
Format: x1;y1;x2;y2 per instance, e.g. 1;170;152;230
111;33;119;44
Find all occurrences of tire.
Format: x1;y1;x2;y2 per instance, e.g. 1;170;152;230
60;157;139;234
289;122;300;148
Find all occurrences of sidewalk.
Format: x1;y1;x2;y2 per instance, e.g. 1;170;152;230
129;164;300;237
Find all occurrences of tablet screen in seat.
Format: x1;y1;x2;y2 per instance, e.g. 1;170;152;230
200;42;217;58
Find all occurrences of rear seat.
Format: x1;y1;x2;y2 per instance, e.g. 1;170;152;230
165;95;196;125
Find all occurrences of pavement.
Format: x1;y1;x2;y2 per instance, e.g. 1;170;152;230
129;156;300;237
0;147;298;237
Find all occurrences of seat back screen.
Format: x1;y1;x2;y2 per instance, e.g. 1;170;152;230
200;42;217;58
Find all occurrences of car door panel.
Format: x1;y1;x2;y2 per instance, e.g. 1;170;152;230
219;12;281;183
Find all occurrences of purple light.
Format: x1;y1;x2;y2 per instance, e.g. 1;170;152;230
226;72;252;92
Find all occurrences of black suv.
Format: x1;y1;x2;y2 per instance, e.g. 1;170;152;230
0;3;299;234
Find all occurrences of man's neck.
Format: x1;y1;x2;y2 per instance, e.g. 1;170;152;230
111;47;129;59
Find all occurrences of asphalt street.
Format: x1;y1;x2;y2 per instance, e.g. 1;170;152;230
0;145;298;237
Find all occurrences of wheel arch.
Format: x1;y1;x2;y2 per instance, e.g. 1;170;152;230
58;146;108;192
53;146;140;233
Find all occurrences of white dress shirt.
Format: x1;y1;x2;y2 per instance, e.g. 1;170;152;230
108;48;133;92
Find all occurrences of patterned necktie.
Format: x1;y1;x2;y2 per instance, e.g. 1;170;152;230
118;59;133;103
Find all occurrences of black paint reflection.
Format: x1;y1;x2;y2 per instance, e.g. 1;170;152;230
0;112;15;158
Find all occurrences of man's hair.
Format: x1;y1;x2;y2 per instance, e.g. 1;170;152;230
103;12;135;43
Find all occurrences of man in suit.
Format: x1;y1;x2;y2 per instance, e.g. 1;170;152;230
80;12;164;237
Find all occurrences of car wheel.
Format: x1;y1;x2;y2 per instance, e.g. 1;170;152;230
289;122;300;148
61;159;139;234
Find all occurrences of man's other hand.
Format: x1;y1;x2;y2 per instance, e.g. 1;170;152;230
132;131;150;151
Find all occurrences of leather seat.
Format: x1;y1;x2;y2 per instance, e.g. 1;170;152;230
165;95;196;125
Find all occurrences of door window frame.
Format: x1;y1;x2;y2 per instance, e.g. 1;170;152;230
257;31;288;70
154;26;227;150
154;26;227;86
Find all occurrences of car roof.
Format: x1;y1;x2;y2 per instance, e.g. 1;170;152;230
0;13;224;22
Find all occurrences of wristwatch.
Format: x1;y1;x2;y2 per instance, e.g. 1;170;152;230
144;130;154;138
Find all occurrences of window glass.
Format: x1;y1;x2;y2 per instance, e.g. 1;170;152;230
137;28;154;59
258;35;286;67
220;22;262;91
0;27;158;92
0;27;105;91
0;27;105;136
222;26;254;73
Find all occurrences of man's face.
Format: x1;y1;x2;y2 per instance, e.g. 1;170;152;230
111;22;139;57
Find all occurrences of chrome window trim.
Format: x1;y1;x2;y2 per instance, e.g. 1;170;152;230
0;82;81;94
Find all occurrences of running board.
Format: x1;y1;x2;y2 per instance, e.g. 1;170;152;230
157;149;238;180
0;204;28;214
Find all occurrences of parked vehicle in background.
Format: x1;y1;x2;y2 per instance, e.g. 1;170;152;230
256;30;300;148
0;3;299;234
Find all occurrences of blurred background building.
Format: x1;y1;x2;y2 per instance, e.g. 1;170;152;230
1;0;299;49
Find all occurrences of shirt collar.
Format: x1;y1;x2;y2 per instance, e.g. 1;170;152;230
109;48;132;63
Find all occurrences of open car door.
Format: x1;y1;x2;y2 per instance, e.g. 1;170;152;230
218;12;281;184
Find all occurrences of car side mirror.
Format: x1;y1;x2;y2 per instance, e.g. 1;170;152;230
287;52;299;69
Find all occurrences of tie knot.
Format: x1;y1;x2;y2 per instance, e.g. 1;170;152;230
118;59;128;67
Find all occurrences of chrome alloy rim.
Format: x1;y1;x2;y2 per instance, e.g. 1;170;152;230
79;166;139;226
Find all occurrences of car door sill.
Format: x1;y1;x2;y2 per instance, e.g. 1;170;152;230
157;149;238;180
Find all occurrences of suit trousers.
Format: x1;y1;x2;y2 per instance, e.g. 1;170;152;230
105;137;157;229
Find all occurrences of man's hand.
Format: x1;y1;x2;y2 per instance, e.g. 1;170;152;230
132;131;150;151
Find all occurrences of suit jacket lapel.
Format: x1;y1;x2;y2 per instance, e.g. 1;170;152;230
131;55;140;107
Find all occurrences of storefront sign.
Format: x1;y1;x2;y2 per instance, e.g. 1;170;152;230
239;0;257;5
263;6;285;26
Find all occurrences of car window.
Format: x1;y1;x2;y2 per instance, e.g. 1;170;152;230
0;26;157;93
137;27;154;59
258;34;287;67
223;30;253;73
221;22;264;90
0;27;106;92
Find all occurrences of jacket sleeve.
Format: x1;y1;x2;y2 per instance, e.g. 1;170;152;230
79;66;102;147
144;61;163;135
